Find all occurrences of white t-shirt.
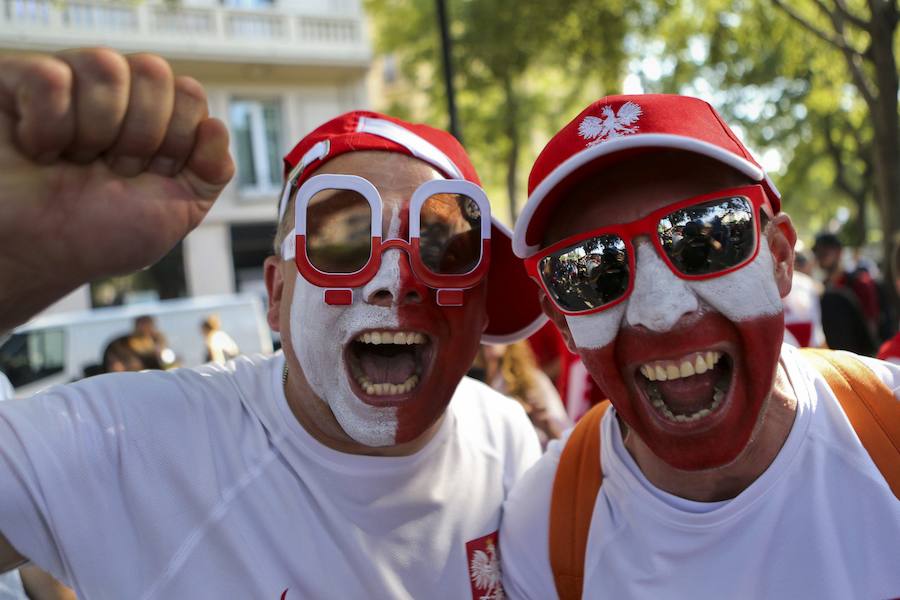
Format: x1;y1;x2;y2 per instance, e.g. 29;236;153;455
0;371;27;600
501;345;900;599
0;353;541;600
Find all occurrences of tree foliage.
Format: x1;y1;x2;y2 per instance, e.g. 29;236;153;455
365;0;635;223
365;1;898;305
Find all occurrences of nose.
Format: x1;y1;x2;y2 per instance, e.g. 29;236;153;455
625;241;699;332
363;248;426;307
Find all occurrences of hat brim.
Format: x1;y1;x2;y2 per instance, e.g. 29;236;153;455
514;133;779;258
483;219;548;344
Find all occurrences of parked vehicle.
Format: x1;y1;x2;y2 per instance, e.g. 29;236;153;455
0;294;273;397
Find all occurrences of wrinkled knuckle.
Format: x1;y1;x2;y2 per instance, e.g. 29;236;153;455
174;76;207;105
128;53;173;87
26;55;73;97
69;48;129;87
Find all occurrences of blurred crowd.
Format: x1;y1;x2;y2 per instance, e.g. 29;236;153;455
88;314;240;376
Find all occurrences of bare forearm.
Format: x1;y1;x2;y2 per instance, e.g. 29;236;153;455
20;564;77;600
0;263;79;333
0;532;26;574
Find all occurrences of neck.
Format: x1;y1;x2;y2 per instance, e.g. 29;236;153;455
282;361;443;457
622;360;797;502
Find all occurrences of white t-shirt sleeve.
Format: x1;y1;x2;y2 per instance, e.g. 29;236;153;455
500;432;569;600
0;368;228;590
0;372;12;401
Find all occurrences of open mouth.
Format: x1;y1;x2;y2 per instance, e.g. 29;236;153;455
635;350;732;424
345;330;434;400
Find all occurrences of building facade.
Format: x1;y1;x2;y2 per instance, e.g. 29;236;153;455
0;0;372;311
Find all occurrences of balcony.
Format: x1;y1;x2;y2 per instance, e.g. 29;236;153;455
0;0;371;67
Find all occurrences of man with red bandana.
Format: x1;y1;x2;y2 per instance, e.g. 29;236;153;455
500;94;900;599
0;49;544;599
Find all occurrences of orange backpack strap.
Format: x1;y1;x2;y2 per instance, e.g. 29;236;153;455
801;348;900;500
549;400;610;600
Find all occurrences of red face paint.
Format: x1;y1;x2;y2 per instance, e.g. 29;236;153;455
340;189;488;445
579;309;784;470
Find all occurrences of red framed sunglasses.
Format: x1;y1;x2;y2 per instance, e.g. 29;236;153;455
525;185;773;316
280;174;492;306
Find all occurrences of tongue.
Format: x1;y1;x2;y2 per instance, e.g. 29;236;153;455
358;347;417;384
654;369;719;415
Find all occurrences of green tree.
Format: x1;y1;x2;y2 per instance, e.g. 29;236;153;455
365;0;633;223
635;0;897;305
771;0;898;304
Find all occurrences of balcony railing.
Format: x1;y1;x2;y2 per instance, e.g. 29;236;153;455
0;0;369;65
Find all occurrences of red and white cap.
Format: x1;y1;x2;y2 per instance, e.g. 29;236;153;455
513;94;782;258
280;110;546;343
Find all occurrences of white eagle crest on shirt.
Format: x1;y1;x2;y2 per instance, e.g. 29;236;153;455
578;101;643;146
469;539;504;600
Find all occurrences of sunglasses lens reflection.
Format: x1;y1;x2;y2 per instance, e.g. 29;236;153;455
419;193;482;275
305;188;372;273
658;196;755;276
539;234;630;312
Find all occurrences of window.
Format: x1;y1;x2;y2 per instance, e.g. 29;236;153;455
221;0;274;8
0;328;65;388
230;98;284;194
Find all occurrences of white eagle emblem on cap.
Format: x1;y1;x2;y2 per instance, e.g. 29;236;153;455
578;101;643;147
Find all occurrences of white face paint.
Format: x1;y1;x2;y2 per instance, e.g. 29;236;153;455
289;208;406;447
565;237;782;350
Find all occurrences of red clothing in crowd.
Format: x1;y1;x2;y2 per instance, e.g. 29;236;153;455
877;333;900;364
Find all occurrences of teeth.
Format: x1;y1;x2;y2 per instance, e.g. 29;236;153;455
355;374;419;396
639;351;725;383
695;355;709;374
655;365;668;381
356;331;428;345
642;362;729;424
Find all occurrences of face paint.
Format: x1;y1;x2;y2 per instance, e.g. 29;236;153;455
285;152;489;448
569;236;784;470
290;250;402;447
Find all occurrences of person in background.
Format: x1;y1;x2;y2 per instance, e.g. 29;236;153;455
782;250;824;347
101;335;151;373
200;314;240;364
130;315;176;368
482;342;572;447
813;232;881;354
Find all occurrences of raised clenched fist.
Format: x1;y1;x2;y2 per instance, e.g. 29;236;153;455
0;48;234;332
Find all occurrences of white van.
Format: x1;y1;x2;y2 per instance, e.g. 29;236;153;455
0;294;273;397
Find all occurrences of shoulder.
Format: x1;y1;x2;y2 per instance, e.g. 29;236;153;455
789;346;900;403
500;431;569;600
450;376;535;439
450;376;542;490
1;353;281;450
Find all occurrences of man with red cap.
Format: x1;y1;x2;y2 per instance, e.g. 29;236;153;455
0;49;544;599
501;94;900;599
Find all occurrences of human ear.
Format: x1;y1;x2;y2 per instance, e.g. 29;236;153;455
263;256;285;333
767;213;797;299
538;289;578;354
